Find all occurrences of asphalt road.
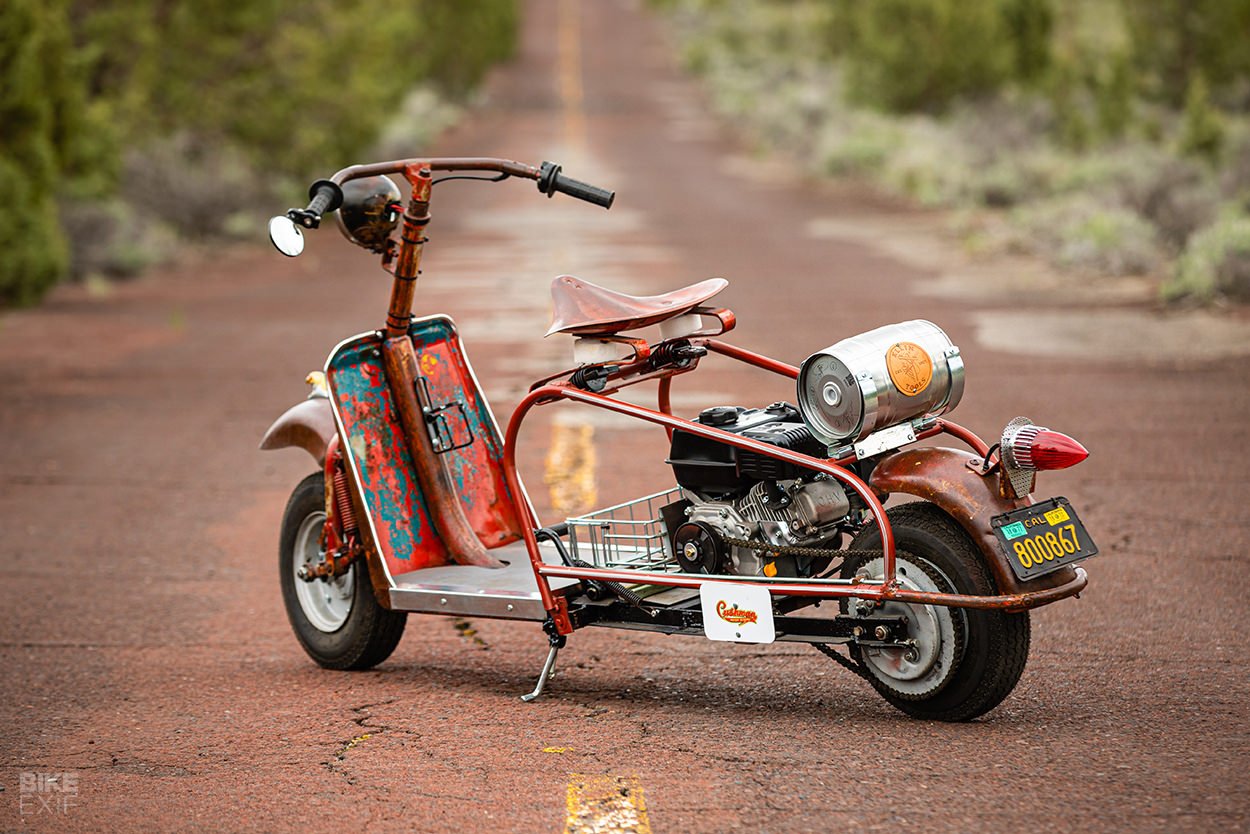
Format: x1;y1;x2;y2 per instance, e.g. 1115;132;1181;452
2;0;1248;831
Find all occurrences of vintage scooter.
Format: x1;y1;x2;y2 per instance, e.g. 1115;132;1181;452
262;155;1097;721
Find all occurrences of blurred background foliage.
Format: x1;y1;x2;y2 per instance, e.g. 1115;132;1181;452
0;0;517;307
657;0;1250;303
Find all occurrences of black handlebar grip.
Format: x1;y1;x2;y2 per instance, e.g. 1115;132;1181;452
306;179;344;216
289;180;344;229
536;161;615;209
554;172;615;209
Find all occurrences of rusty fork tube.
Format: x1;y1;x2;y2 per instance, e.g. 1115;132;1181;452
378;167;502;568
386;168;432;338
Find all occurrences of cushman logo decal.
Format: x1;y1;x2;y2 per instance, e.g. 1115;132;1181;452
716;600;758;626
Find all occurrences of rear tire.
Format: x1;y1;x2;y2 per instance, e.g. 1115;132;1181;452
843;502;1030;721
279;471;406;670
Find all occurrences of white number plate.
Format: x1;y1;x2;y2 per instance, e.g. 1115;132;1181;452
699;582;775;643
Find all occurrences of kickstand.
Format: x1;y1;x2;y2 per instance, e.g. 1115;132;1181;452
521;622;567;702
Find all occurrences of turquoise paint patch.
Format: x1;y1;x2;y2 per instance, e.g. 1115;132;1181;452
1001;521;1027;540
328;336;435;567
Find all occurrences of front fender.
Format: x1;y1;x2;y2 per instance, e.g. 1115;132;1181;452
869;446;1079;599
259;397;336;466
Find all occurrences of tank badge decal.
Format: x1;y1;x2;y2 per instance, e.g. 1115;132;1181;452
716;600;758;626
886;341;933;396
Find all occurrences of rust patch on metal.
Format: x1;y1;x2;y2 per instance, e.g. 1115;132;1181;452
869;446;1078;598
326;320;527;577
382;335;503;568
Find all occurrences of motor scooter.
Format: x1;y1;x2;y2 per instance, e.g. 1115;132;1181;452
262;156;1096;721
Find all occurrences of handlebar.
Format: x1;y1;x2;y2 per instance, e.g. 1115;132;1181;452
536;161;615;208
284;156;614;229
289;180;344;229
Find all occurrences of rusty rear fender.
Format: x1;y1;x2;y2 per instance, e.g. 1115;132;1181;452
868;446;1079;600
259;397;336;466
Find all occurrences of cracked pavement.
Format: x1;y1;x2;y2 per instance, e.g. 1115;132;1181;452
2;0;1248;830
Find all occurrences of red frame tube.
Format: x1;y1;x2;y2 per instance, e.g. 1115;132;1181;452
702;339;799;379
498;339;1083;632
932;417;991;457
502;383;897;632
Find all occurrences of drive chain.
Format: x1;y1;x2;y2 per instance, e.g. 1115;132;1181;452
716;534;882;562
811;641;872;681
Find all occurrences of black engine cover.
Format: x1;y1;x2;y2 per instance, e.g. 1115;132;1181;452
666;403;828;496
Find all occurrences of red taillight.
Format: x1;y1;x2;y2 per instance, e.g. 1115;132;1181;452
1024;429;1089;470
1002;422;1089;471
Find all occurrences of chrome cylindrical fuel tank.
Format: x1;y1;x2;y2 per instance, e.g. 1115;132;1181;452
796;320;964;446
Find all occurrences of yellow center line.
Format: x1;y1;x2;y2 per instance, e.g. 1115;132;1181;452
565;774;653;834
547;0;597;522
544;420;598;517
551;8;649;833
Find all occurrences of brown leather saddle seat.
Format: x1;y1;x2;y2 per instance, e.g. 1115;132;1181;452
546;275;728;337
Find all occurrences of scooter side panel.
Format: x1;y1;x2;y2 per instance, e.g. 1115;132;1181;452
328;336;452;573
407;317;527;547
325;319;528;578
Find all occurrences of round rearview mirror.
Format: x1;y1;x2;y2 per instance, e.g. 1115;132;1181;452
268;215;305;257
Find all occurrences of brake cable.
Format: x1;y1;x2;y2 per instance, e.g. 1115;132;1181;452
431;172;511;186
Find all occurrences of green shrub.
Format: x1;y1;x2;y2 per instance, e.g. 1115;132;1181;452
880;122;972;205
1012;194;1160;275
1163;209;1250;301
1002;0;1053;84
74;0;518;178
0;158;68;307
1178;73;1226;162
1119;156;1219;251
1094;51;1134;139
1047;58;1092;151
817;113;904;176
837;0;1014;113
1123;0;1250;106
4;0;518;307
0;0;105;306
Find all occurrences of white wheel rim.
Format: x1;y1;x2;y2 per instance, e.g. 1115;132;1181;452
292;511;354;632
848;556;960;698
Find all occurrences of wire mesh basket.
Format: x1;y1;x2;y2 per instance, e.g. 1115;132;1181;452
566;488;683;571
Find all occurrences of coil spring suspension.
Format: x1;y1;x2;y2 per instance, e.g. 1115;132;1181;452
648;339;707;368
333;466;358;538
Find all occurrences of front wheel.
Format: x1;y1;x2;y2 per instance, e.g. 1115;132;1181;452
842;502;1030;721
279;471;406;670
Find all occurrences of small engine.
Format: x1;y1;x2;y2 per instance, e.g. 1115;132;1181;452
661;322;965;578
664;403;857;578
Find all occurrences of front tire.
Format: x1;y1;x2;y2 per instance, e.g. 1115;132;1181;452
843;502;1030;721
279;471;406;670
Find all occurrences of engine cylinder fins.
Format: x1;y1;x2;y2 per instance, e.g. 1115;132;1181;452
797;320;964;446
673;521;727;574
790;479;851;531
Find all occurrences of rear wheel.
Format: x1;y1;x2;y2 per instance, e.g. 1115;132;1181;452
842;502;1030;721
279;471;406;670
